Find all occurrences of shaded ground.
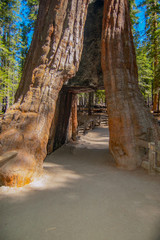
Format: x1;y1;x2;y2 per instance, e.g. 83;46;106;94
0;126;160;240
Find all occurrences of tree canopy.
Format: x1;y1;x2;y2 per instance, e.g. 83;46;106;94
0;0;160;112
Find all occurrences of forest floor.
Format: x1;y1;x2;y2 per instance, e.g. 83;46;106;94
0;125;160;240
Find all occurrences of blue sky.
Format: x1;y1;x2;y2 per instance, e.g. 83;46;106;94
18;0;146;47
135;0;146;41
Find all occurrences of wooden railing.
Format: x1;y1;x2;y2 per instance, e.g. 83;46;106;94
141;140;160;175
78;116;101;134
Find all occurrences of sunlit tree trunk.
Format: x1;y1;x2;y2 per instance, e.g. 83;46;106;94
101;0;160;170
0;0;89;186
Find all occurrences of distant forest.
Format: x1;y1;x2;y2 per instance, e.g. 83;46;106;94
0;0;160;112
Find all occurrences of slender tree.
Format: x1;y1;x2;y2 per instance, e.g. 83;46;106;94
140;0;160;111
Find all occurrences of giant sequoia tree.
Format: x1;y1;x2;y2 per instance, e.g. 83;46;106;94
101;0;159;169
0;0;89;186
0;0;159;187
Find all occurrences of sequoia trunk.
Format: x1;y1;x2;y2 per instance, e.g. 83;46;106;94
0;0;89;186
101;0;160;170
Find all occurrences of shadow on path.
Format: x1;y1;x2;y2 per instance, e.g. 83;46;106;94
0;126;160;240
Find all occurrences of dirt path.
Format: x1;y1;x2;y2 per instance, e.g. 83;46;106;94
0;126;160;240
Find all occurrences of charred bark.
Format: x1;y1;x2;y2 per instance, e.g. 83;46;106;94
0;0;89;186
101;0;160;170
52;90;72;151
47;90;72;154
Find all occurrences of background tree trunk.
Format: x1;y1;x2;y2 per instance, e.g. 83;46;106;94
88;92;93;115
72;94;78;141
0;0;89;186
101;0;160;170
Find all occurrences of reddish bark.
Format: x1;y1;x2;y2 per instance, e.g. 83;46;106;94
0;0;159;187
0;0;89;186
153;94;159;112
72;94;78;141
101;0;160;170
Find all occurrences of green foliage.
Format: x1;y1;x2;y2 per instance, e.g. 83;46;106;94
95;90;106;104
0;0;159;113
0;0;39;113
142;0;160;59
77;91;106;107
27;0;39;21
136;44;153;97
129;0;140;46
137;0;160;100
129;0;160;103
0;0;22;112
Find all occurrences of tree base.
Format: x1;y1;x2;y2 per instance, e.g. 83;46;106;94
0;150;42;187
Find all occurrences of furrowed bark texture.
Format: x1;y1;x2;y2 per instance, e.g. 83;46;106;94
101;0;160;170
0;0;89;186
67;0;104;89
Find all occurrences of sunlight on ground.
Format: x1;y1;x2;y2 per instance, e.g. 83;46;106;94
0;126;109;199
78;126;109;149
0;162;82;200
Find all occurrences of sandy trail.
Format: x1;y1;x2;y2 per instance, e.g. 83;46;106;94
0;126;160;240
